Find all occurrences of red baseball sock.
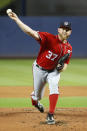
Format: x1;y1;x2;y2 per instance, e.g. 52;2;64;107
31;98;38;106
49;94;59;114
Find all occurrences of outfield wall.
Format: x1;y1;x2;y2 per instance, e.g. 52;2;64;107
0;16;87;58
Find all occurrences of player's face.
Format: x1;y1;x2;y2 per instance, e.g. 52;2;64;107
58;28;72;40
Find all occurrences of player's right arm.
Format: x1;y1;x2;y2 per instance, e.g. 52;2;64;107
7;11;40;40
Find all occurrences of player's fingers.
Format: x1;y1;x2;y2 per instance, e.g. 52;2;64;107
8;12;17;19
8;13;13;18
11;12;18;18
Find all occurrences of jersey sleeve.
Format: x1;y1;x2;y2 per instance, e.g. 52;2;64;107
37;32;49;46
64;45;72;64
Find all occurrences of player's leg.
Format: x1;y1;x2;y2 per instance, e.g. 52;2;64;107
31;61;47;112
46;69;60;124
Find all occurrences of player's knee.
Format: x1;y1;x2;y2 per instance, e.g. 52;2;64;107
49;84;59;95
49;81;59;94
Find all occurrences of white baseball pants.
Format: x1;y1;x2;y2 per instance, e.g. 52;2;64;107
31;61;60;101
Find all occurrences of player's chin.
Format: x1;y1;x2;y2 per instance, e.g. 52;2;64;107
63;37;67;40
63;36;69;40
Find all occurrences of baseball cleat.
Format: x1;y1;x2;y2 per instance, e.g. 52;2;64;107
46;113;55;125
35;101;44;113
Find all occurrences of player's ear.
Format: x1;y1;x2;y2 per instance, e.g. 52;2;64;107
58;28;62;33
67;30;72;35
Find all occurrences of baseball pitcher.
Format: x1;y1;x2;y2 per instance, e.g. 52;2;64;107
7;10;72;125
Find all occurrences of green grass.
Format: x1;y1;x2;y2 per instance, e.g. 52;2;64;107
0;59;87;86
0;97;87;108
41;96;87;107
0;98;31;108
0;59;34;86
60;59;87;86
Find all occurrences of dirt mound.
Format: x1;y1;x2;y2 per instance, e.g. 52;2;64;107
0;108;87;131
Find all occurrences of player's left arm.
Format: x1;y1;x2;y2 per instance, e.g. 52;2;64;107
56;52;71;72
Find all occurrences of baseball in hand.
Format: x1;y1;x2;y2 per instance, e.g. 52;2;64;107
6;9;12;14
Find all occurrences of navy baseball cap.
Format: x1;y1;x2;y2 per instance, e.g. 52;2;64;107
59;21;72;31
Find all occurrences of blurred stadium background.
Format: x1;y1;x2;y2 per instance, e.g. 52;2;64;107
0;0;87;58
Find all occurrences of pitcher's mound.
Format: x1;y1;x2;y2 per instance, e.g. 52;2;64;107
0;108;87;131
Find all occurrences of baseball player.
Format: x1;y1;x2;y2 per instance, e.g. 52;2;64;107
7;10;72;125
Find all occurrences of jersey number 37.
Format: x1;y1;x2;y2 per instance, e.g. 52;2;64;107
46;50;58;61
